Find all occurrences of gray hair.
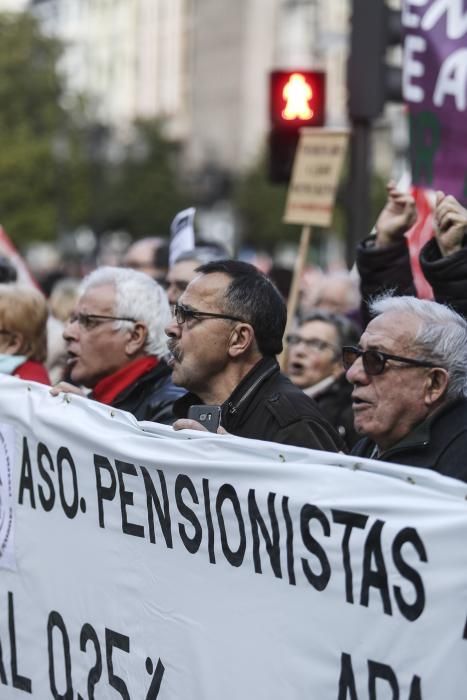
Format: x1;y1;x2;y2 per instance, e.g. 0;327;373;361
79;266;171;357
370;294;467;400
299;310;360;354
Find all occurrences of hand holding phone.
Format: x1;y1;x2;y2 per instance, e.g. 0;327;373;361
187;405;221;432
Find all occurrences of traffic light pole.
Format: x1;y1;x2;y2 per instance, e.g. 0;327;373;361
346;120;371;268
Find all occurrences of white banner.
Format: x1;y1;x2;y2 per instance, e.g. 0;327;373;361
0;375;466;699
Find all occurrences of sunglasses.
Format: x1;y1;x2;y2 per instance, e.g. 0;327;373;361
68;313;136;331
173;302;245;326
342;345;437;376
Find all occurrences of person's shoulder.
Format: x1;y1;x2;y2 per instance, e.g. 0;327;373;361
264;372;320;413
146;367;186;401
14;360;50;386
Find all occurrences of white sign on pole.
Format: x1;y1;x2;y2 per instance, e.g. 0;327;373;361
0;375;466;699
169;207;196;266
284;128;349;228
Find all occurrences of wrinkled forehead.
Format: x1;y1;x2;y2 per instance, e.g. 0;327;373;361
180;272;231;310
299;319;339;344
168;259;199;282
362;311;420;351
77;284;116;313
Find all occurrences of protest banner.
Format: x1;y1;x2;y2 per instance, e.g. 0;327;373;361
403;0;467;204
0;375;466;699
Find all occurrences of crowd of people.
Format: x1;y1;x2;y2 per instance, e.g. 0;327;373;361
2;186;467;482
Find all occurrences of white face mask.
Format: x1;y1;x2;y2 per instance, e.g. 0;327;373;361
0;354;27;375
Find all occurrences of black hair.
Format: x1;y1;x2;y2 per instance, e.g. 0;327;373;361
195;259;287;356
153;243;169;269
299;310;360;351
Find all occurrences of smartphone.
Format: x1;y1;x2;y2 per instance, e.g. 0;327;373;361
187;405;221;432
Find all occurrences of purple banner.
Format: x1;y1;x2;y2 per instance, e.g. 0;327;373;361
402;0;467;203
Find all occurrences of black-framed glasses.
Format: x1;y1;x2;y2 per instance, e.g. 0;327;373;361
173;302;245;326
287;334;337;353
67;312;137;331
342;345;437;376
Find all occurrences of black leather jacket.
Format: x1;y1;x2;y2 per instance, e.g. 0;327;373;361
352;398;467;482
174;356;346;452
93;360;185;424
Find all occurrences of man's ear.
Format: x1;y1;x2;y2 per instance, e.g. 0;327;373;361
5;332;23;355
424;367;449;406
228;323;255;358
125;322;148;357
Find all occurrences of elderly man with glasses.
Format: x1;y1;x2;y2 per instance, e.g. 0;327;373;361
344;293;467;482
165;259;345;452
51;266;185;423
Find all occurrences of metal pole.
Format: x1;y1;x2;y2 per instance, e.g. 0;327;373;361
346;120;371;268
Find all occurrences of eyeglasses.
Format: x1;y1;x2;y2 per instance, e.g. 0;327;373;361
286;334;337;353
173;302;245;326
342;345;437;376
67;313;137;331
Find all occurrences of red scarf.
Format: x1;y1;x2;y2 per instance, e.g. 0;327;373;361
92;356;158;405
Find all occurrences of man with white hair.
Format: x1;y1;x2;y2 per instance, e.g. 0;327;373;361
52;266;184;423
344;293;467;482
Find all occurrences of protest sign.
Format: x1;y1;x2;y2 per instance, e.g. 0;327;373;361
168;207;195;266
403;0;467;203
0;375;466;699
283;128;349;228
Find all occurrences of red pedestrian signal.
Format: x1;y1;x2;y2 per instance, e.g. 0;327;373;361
268;70;326;183
270;70;325;129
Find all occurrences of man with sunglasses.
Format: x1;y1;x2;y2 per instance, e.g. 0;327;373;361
51;266;185;423
344;293;467;482
165;259;345;452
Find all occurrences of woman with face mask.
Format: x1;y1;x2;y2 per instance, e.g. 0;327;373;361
0;283;50;384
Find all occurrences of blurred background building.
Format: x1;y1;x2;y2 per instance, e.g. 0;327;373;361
27;0;352;173
0;0;405;274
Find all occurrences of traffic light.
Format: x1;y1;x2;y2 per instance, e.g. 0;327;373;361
347;0;402;122
268;70;326;184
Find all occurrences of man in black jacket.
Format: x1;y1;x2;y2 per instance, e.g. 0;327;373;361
165;259;345;452
51;266;184;423
344;294;467;482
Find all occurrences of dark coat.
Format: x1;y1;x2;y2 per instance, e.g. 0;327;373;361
311;373;359;449
356;234;467;322
352;398;467;483
356;234;417;327
94;360;185;424
420;238;467;318
174;356;346;452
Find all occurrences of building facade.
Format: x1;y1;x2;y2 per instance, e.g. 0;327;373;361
28;0;350;173
30;0;188;140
